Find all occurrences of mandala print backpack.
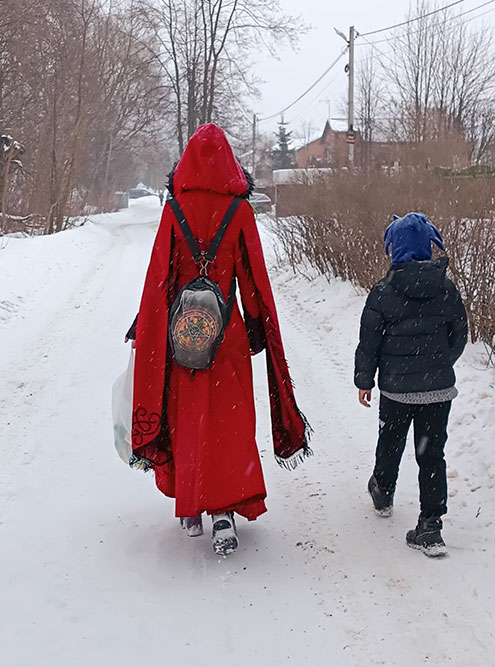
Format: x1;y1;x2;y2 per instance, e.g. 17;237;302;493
168;196;243;370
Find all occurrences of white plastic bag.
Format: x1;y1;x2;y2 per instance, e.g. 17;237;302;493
112;350;134;464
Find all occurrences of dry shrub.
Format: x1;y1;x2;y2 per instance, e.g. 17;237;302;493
443;217;495;353
273;170;495;355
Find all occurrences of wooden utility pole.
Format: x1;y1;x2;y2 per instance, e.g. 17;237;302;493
347;25;356;168
335;25;356;168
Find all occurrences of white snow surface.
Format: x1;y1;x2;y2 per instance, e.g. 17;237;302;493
1;196;494;667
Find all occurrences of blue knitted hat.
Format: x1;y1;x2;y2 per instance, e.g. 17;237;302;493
384;212;445;264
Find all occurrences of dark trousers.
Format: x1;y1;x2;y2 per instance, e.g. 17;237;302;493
374;395;452;518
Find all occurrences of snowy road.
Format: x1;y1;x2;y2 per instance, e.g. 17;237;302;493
1;198;494;667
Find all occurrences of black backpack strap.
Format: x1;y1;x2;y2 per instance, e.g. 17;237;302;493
168;197;202;262
168;195;243;266
205;197;243;262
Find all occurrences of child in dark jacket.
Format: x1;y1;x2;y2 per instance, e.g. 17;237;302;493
354;212;467;557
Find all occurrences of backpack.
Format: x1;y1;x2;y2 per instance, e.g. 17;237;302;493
167;196;243;370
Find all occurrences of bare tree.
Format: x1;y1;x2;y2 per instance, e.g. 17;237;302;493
385;0;443;142
0;135;25;233
0;0;170;234
434;11;495;160
383;0;495;158
136;0;302;153
356;52;384;168
469;103;495;164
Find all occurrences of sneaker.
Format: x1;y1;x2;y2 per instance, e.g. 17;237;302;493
211;512;239;556
368;474;394;517
406;515;447;557
179;515;203;537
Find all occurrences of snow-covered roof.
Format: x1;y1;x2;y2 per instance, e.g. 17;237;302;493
272;168;333;186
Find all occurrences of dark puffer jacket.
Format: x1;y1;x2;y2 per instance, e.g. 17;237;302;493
354;257;467;393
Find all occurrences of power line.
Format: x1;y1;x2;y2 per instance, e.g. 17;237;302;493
359;0;465;37
359;34;397;67
356;1;495;67
256;0;493;127
285;68;344;126
258;47;347;123
357;0;495;45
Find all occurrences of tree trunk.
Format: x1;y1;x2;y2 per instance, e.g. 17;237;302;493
1;146;15;234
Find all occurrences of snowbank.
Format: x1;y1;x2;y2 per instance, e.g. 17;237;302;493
0;202;494;667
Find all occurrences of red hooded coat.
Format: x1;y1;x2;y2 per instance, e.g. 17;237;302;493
131;124;311;521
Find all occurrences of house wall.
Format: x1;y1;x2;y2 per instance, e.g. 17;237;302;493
294;124;471;171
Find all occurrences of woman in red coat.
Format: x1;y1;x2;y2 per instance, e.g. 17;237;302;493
127;124;310;555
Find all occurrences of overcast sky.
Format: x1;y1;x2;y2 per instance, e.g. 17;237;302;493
253;0;495;142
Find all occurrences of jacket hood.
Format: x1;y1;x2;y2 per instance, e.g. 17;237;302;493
168;123;254;197
387;256;448;300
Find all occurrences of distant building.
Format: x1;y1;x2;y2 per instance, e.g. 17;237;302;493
294;118;471;171
295;121;358;170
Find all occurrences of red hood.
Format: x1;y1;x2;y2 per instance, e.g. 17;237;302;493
172;124;249;196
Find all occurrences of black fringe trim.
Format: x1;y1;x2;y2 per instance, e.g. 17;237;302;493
275;444;313;471
166;161;178;197
299;409;314;441
275;411;314;470
240;166;256;198
129;454;154;472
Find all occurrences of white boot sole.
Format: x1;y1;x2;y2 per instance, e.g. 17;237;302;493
212;532;239;556
374;506;393;518
407;541;448;557
211;515;239;556
180;518;204;537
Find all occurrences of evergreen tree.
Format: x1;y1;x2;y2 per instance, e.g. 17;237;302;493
272;119;295;170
